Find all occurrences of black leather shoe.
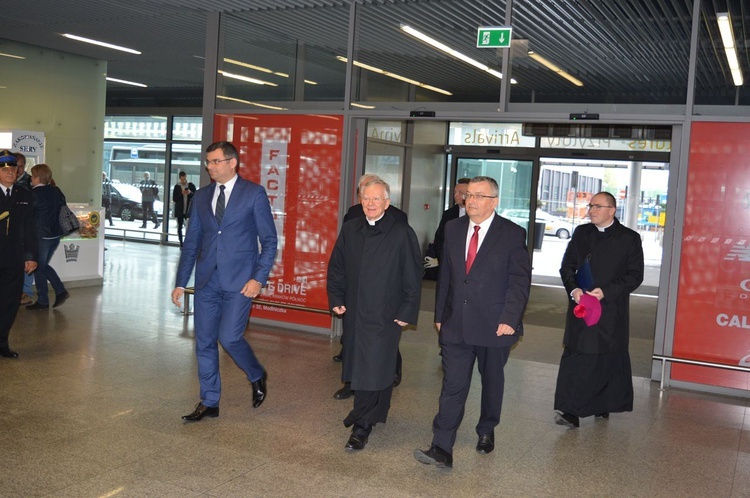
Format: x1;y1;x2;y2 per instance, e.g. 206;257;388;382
345;433;368;451
251;370;268;408
332;349;343;362
26;302;49;310
182;403;219;421
333;383;352;400
414;445;453;469
53;291;70;308
595;412;610;419
0;347;19;358
476;432;495;454
555;411;580;428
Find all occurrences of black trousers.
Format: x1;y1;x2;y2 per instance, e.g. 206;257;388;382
0;263;24;349
432;341;510;453
344;386;394;435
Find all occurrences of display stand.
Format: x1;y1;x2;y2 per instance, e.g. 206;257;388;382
48;205;105;287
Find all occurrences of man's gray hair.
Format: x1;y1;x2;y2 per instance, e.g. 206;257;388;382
469;176;499;197
362;177;390;199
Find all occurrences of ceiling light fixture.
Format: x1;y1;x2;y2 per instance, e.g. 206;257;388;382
400;25;516;84
218;70;278;87
106;77;147;87
62;34;141;55
351;103;376;109
216;95;287;110
528;51;583;87
336;56;452;95
717;13;743;86
0;52;25;60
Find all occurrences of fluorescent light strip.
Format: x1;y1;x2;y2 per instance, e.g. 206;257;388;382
217;95;287;111
304;80;318;85
351;103;376;109
218;70;278;87
62;33;141;55
717;13;743;86
336;56;452;95
528;51;583;87
224;58;273;74
0;52;25;60
106;77;147;87
400;25;516;84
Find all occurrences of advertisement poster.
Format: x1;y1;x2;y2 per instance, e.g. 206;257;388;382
214;114;343;329
673;122;750;389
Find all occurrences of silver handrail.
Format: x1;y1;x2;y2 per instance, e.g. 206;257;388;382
652;354;750;390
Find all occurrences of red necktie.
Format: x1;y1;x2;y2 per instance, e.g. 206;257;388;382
466;225;480;273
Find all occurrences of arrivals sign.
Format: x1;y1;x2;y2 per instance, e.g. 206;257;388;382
448;122;536;147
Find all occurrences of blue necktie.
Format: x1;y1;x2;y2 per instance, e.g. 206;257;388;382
215;185;225;224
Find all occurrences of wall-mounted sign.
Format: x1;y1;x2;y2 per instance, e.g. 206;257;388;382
448;122;536;148
477;26;512;48
11;130;45;160
540;136;671;153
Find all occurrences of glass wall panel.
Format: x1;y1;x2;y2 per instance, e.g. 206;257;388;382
216;7;350;108
509;1;692;105
694;0;750;106
103;115;202;244
353;1;507;104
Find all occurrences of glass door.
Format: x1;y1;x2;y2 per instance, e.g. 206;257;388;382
455;156;535;240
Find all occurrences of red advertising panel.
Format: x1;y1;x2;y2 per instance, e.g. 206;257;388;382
214;114;343;329
673;122;750;390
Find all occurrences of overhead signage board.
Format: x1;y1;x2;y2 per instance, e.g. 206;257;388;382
477;26;512;48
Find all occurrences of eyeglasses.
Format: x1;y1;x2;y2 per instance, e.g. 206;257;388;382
361;196;386;203
204;158;232;166
587;204;615;211
462;193;498;201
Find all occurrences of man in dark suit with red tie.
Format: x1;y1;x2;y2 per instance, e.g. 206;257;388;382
415;176;531;469
172;141;277;422
0;150;38;358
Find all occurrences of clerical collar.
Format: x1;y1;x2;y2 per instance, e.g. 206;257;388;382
366;212;385;226
596;220;615;232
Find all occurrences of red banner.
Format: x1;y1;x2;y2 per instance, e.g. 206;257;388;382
214;114;343;329
673;122;750;389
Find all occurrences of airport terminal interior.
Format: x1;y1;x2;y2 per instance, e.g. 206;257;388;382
4;0;750;496
2;243;749;497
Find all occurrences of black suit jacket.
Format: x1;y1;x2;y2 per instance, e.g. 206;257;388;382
0;186;37;266
435;214;531;348
433;204;461;261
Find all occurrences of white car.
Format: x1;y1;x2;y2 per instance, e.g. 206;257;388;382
500;209;572;239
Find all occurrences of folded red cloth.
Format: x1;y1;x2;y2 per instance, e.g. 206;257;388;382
573;293;601;326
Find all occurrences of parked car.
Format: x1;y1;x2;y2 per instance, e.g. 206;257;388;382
103;180;163;222
500;209;572;239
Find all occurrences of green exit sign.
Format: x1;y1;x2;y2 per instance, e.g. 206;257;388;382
477;26;512;48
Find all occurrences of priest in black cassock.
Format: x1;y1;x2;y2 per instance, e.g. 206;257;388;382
554;191;644;429
327;177;422;451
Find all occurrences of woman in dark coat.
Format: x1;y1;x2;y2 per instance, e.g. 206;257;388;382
26;164;70;310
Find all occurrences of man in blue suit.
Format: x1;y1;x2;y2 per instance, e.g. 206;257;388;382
172;141;277;422
415;176;530;469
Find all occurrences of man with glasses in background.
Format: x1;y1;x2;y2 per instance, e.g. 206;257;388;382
554;191;644;429
0;150;37;358
415;176;531;469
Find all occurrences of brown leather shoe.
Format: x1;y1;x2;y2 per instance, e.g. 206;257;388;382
20;294;33;305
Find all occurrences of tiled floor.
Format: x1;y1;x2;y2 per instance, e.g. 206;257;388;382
2;241;749;497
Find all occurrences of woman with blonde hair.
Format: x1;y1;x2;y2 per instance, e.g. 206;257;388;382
26;163;70;310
